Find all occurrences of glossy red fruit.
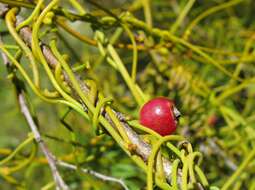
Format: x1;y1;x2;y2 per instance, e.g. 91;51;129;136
139;97;179;136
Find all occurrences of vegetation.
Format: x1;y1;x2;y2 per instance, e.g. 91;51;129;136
0;0;255;189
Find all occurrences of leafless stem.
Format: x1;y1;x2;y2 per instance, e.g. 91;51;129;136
0;2;7;17
207;139;237;170
18;93;69;190
57;160;129;190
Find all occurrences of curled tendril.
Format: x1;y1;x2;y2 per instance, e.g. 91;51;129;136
92;97;113;135
16;0;44;31
5;8;40;87
0;134;34;166
147;135;184;190
54;61;72;94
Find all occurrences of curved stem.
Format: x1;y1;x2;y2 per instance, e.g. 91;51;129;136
0;46;88;119
122;24;138;83
183;0;243;39
6;8;40;87
0;134;34;166
171;159;180;190
147;135;184;190
170;0;196;34
16;0;44;31
31;0;82;108
7;143;37;174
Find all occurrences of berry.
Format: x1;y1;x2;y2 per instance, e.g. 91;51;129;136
207;115;218;126
139;97;180;136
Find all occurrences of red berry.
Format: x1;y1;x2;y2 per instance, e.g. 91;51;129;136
207;115;218;126
139;97;180;136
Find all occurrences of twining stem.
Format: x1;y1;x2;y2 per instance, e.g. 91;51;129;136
16;0;44;31
69;0;86;15
0;46;87;118
170;0;196;34
147;135;184;190
122;24;138;83
182;0;243;39
0;134;34;166
6;8;40;87
107;44;145;106
142;0;152;28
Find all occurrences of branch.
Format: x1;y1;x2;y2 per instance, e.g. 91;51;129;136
0;2;7;17
57;160;129;190
0;36;69;190
18;93;69;190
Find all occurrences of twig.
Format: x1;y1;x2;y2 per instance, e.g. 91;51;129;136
0;36;69;190
0;2;7;16
208;139;237;170
57;160;129;190
199;138;237;171
18;93;69;190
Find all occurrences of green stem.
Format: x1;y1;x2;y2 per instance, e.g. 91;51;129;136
6;8;40;87
181;156;189;190
16;0;44;31
122;24;138;83
194;166;209;187
0;46;88;119
0;134;34;166
107;44;145;106
7;143;37;174
170;0;196;34
142;0;152;27
183;0;243;39
171;159;180;190
92;97;112;134
164;32;241;81
69;0;86;15
123;16;241;80
31;0;82;108
49;39;93;111
217;77;255;102
128;120;162;138
147;135;184;190
0;0;34;9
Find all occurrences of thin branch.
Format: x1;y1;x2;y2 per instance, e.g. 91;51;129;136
57;160;129;190
18;93;69;190
208;139;237;170
0;36;69;190
0;2;7;16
